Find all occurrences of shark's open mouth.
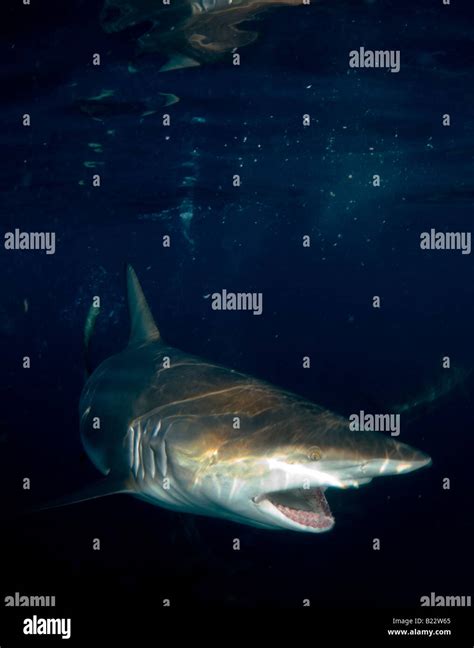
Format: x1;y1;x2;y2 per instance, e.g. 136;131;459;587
265;487;334;531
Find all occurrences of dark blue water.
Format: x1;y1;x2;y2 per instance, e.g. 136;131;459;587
1;0;473;641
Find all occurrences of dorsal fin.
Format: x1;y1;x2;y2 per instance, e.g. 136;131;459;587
126;265;161;346
83;301;101;379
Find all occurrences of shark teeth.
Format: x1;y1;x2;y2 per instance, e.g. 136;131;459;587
266;487;334;531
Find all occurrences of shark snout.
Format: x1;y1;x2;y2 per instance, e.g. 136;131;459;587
295;433;433;487
360;440;432;478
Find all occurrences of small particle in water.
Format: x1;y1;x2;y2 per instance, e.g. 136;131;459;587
83;160;104;168
89;89;115;101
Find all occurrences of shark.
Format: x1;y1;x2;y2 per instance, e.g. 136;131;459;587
61;266;431;533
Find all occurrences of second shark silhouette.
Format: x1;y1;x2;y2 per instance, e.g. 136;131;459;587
101;0;305;71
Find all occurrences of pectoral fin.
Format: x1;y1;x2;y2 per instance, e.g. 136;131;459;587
29;478;131;514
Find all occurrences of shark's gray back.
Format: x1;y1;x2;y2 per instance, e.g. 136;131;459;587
79;340;260;476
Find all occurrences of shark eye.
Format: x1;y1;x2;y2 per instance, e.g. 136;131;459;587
308;446;322;462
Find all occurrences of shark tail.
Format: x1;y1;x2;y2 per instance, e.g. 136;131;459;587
393;366;471;420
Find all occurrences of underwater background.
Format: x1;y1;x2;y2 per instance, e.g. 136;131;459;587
1;0;473;641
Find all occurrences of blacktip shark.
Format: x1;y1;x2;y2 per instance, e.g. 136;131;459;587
60;266;431;533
